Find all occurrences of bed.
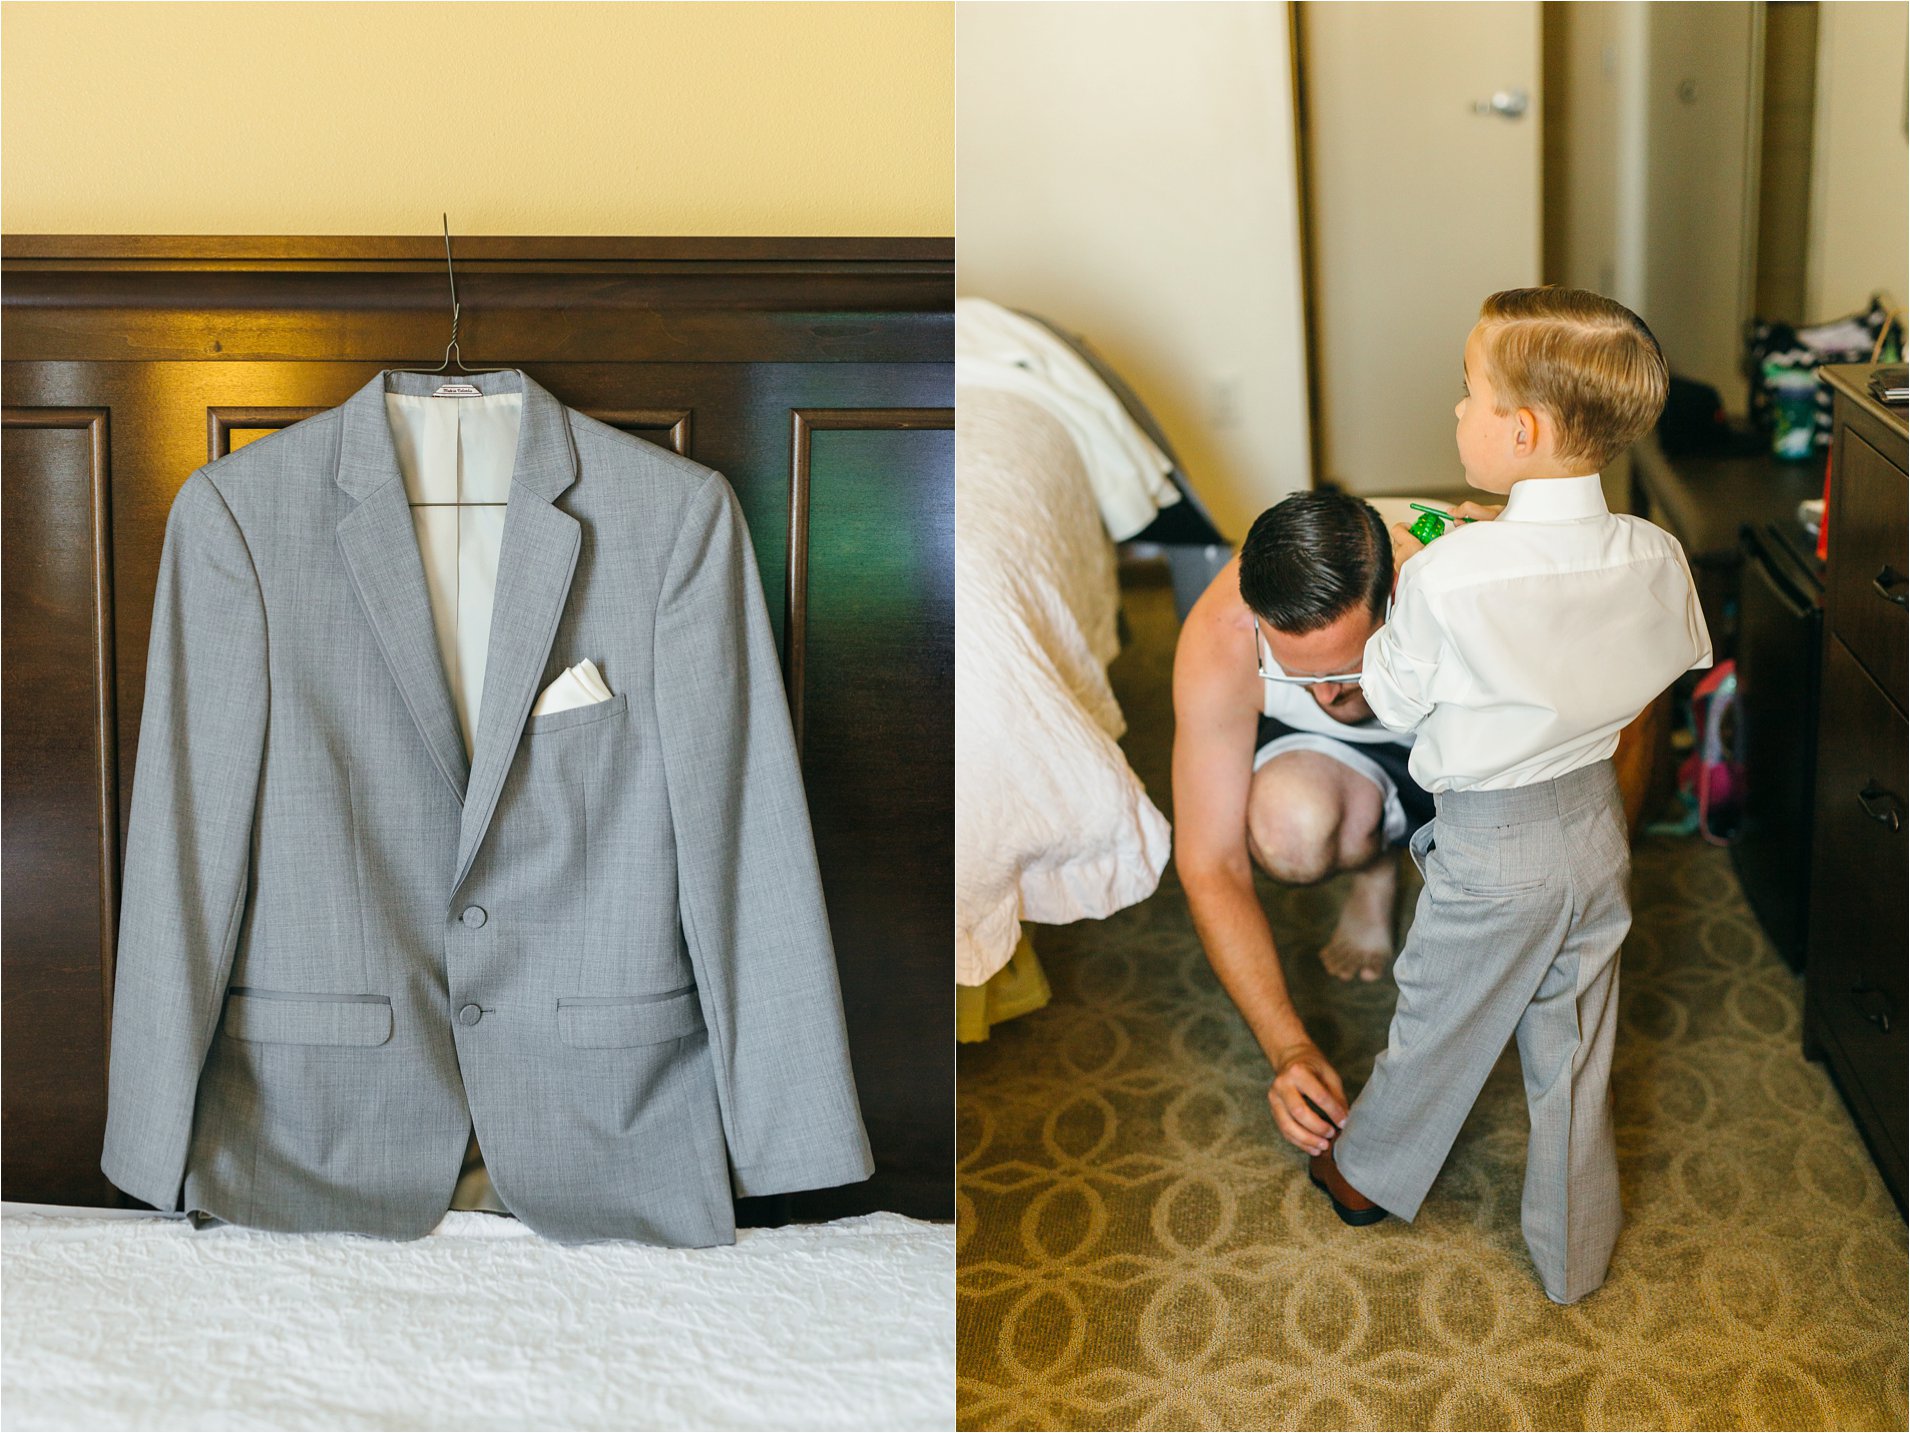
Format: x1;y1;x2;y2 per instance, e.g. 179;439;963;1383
954;300;1223;1004
1;1202;953;1431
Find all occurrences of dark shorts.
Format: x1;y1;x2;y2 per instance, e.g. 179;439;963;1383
1253;712;1437;848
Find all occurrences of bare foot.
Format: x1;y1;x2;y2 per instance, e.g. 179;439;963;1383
1319;854;1397;982
1320;924;1392;982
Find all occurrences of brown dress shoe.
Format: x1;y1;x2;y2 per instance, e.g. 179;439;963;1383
1308;1145;1389;1226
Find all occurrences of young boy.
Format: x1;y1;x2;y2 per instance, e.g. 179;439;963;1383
1306;287;1712;1304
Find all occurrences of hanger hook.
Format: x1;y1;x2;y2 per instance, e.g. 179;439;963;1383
442;212;458;315
425;213;500;378
438;213;464;373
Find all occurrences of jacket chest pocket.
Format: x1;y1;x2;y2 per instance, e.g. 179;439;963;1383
506;690;628;804
487;696;630;901
522;690;628;737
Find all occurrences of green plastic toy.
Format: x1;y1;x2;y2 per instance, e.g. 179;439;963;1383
1408;502;1476;545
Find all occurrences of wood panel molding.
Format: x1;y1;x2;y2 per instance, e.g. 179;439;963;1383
590;409;694;458
0;405;121;1199
785;407;955;753
1;403;120;1006
3;235;953;366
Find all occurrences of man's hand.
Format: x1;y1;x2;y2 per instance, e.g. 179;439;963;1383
1267;1040;1349;1155
1389;522;1425;584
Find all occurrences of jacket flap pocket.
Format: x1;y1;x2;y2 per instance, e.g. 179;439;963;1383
557;988;703;1048
223;989;393;1046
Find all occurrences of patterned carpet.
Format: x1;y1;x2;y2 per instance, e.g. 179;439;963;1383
956;569;1908;1431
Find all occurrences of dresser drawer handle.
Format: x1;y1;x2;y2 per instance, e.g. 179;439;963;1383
1872;565;1908;608
1851;984;1893;1033
1857;781;1903;832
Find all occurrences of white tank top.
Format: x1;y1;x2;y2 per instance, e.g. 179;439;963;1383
1256;622;1411;747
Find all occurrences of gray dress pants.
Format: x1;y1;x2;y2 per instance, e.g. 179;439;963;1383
1332;758;1631;1304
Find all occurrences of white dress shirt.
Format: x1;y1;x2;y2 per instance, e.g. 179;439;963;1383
1358;472;1713;793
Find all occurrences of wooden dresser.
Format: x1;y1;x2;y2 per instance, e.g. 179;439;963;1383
1803;363;1908;1211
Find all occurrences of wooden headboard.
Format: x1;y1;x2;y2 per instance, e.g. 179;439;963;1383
0;235;953;1222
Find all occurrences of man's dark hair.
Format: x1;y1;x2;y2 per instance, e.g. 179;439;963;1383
1237;490;1392;635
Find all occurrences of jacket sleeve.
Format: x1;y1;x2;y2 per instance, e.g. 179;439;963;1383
101;470;269;1210
651;471;875;1198
1357;564;1445;733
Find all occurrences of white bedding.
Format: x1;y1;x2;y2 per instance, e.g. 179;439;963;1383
953;297;1181;541
955;385;1172;987
0;1205;953;1431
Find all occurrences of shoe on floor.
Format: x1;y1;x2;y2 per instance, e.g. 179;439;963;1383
1308;1145;1389;1226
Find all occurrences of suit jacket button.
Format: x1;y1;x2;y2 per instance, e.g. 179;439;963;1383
461;905;487;928
459;1004;482;1026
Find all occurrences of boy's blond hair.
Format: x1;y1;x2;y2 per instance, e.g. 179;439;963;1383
1475;287;1669;472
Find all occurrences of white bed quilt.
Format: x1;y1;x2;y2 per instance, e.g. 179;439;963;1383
0;1206;953;1431
955;386;1172;986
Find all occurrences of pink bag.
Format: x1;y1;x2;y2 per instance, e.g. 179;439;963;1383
1678;660;1742;846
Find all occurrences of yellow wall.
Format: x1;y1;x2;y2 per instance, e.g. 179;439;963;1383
1;1;952;236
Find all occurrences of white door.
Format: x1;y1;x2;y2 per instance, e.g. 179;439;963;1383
1300;1;1542;496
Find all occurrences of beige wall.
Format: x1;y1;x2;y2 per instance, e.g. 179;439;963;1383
1806;0;1910;318
955;0;1312;541
1544;0;1624;299
1638;2;1761;407
0;2;952;235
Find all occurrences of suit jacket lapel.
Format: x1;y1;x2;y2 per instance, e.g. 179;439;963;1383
448;486;580;898
335;368;581;899
336;378;472;807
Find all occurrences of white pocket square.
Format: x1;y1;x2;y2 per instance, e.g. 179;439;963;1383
531;658;614;717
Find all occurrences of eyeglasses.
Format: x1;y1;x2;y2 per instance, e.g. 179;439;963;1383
1253;599;1389;687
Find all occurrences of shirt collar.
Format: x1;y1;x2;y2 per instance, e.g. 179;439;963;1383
1498;472;1608;523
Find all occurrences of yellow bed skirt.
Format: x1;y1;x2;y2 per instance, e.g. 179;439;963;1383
956;931;1052;1042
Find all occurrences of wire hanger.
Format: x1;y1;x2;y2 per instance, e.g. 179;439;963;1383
399;215;513;514
422;213;510;393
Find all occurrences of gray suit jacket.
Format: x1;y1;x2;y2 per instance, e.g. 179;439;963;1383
101;367;874;1244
